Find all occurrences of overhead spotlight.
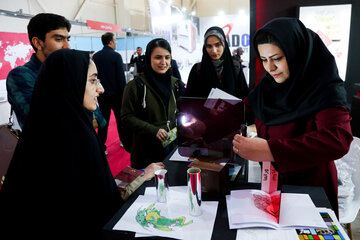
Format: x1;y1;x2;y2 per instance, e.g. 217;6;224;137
191;11;196;16
181;7;186;12
218;10;225;16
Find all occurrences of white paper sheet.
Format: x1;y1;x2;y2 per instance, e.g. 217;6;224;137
204;88;241;109
143;186;188;200
247;161;261;183
236;228;299;240
279;193;327;229
207;88;241;101
113;186;218;240
169;148;191;162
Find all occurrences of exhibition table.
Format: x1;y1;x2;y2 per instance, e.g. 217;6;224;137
102;150;332;240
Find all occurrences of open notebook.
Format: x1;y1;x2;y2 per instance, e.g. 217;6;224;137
227;190;327;230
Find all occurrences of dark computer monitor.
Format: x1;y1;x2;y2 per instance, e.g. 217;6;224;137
176;97;245;158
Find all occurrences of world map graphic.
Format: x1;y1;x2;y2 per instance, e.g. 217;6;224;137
0;32;34;80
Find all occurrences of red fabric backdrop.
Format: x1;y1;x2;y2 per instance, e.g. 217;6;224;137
105;111;131;176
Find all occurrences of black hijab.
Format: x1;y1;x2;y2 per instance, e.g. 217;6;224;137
144;38;173;108
196;26;247;98
248;18;349;125
1;49;121;237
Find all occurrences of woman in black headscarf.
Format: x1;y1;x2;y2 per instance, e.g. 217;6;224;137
1;50;122;238
121;38;178;169
0;49;121;238
186;26;248;99
1;49;164;238
232;18;353;216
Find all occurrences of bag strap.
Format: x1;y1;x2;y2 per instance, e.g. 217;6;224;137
6;107;21;137
8;107;14;127
173;78;181;99
134;77;145;108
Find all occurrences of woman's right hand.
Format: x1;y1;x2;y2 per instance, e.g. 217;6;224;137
156;128;168;142
232;134;274;162
143;162;166;181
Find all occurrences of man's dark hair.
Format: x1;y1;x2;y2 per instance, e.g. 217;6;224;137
137;47;142;50
101;32;115;46
27;13;71;52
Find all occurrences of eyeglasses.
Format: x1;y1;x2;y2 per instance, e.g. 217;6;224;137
89;78;102;86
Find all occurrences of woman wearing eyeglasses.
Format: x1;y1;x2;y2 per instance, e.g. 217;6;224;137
0;49;164;238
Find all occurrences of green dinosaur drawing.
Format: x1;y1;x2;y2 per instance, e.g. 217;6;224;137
136;203;193;231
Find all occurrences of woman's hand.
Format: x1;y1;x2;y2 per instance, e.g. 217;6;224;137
232;134;274;162
143;162;166;181
156;128;168;142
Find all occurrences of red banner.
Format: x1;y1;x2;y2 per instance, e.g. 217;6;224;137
0;32;34;80
86;20;122;33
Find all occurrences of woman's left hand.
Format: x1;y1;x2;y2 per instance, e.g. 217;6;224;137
156;128;168;142
232;134;274;162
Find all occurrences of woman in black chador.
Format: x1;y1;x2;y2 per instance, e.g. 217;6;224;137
1;49;121;238
186;26;249;99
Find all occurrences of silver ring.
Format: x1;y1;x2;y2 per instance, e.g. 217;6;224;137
235;148;239;154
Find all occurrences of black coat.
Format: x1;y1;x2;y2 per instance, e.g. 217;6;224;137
93;46;126;96
130;54;146;73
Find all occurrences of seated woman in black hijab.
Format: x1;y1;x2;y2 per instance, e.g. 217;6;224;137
186;26;249;99
1;49;164;238
232;18;353;217
121;38;179;169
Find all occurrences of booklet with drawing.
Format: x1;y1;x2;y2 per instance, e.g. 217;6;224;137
114;166;143;191
228;190;327;230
